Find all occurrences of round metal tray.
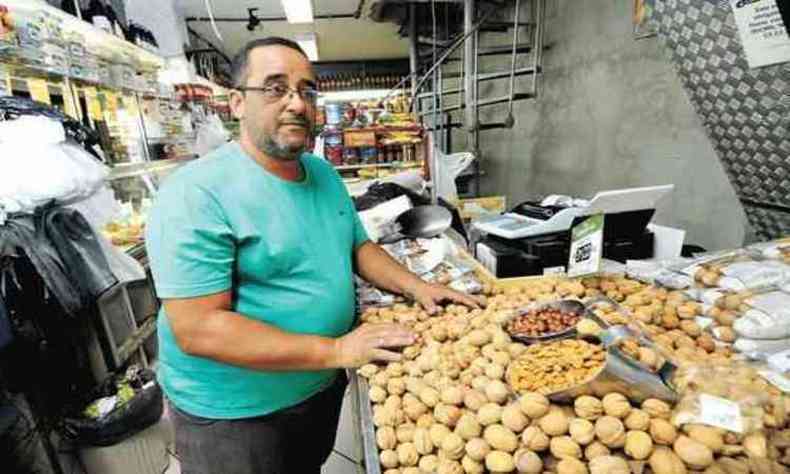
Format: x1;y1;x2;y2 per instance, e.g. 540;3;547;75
504;299;588;344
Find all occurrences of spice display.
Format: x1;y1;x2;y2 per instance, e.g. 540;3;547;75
506;307;581;338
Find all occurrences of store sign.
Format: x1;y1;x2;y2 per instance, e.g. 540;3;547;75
27;78;50;104
567;214;604;278
731;0;790;68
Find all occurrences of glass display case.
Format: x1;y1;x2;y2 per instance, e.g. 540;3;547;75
101;156;196;253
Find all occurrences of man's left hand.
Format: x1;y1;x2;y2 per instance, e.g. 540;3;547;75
408;282;484;315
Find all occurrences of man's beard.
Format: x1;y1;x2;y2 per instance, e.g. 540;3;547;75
259;134;305;161
250;118;310;161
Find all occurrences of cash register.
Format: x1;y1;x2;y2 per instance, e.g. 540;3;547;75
471;185;674;277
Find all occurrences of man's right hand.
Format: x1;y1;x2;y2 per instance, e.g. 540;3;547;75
333;323;417;368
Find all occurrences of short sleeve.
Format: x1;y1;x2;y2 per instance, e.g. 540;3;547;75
351;207;369;250
145;180;235;299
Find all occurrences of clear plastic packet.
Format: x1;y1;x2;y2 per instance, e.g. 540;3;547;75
670;362;770;434
448;275;483;295
746;237;790;264
684;252;790;290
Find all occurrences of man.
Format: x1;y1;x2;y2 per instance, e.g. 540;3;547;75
145;37;479;474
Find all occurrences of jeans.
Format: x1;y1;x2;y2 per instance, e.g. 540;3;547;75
168;371;348;474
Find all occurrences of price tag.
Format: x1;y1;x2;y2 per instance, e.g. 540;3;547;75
697;393;743;433
27;78;50;104
567;214;604;278
85;87;103;121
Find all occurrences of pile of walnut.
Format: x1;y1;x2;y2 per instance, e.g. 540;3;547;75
358;277;790;473
580;277;737;365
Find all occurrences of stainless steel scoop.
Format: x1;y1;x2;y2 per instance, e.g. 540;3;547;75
379;205;453;243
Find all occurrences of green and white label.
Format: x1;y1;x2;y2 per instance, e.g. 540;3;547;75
568;214;604;278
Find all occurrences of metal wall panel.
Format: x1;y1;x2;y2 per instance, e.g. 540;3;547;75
654;0;790;240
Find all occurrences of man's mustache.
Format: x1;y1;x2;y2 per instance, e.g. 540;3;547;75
279;116;309;126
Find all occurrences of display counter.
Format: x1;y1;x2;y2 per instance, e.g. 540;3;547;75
349;237;790;473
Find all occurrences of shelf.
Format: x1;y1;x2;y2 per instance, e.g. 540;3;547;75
335;163;393;170
334;161;423;171
4;0;164;70
108;155;198;180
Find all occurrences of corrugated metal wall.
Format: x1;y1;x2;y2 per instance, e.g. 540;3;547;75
655;0;790;240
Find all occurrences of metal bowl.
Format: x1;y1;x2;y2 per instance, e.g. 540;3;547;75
504;299;589;344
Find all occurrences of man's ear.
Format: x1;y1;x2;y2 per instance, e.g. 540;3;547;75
229;90;245;120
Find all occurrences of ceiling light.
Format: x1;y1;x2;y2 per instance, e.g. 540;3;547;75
281;0;314;24
294;33;319;61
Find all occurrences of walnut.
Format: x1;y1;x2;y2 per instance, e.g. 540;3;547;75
673;435;713;470
464;437;491;462
501;403;528;433
556;457;589;474
521;426;550;452
649;419;677;446
595;416;626;448
575;396;604;420
485;451;516;472
589;455;630;474
624;409;651;431
550;435;583;459
477;403;503;427
569;418;596;445
376;426;397;450
641;399;671;420
584;441;610;461
514;449;543;474
483;424;519;453
519;392;551;418
602;393;632;419
540;408;571;436
413;427;434;455
456;413;482;440
625;430;654;460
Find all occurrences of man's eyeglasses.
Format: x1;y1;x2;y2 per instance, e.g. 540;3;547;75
237;84;318;105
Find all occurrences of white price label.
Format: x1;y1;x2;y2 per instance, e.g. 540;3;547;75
567;214;604;278
697;393;743;433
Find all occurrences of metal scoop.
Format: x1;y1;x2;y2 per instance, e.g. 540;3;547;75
380;205;453;243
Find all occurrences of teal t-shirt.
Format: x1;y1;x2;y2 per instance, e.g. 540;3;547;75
145;142;368;419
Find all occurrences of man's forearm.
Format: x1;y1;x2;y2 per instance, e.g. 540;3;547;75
177;309;340;371
354;241;425;297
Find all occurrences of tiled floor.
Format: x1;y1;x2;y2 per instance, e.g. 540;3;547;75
162;387;362;474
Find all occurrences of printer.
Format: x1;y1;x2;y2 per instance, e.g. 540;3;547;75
471;185;674;278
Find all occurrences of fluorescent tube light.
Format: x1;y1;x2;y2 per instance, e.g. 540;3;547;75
295;33;319;61
282;0;314;24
